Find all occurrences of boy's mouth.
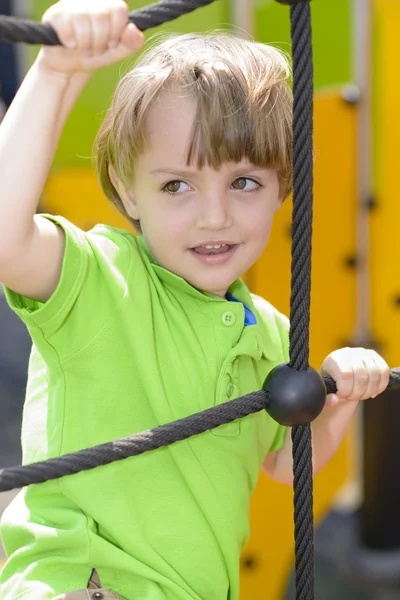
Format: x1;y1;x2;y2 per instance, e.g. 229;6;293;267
192;243;236;255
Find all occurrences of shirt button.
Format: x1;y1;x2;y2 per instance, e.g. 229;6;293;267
226;382;234;398
221;311;236;326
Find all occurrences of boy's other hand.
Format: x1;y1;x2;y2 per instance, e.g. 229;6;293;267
37;0;144;79
320;347;390;408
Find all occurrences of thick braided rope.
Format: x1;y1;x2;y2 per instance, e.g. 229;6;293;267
287;3;315;599
0;5;397;599
0;391;267;492
1;371;399;493
0;0;215;43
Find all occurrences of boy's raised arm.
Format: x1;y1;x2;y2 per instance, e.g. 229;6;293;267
0;61;90;302
0;0;143;303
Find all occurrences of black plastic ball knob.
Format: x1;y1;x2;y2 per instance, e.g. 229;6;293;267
263;363;326;426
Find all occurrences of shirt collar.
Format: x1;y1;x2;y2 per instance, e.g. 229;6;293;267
137;235;236;303
136;235;282;361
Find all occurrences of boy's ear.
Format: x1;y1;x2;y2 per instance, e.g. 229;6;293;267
108;165;140;220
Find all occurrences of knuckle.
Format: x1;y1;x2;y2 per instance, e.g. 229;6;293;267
114;4;129;21
115;0;129;11
337;387;350;398
74;14;90;30
42;7;66;27
42;7;56;23
73;13;91;31
95;10;110;22
368;373;380;385
341;370;353;380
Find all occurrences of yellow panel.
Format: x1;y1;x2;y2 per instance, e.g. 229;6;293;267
370;0;400;368
241;93;357;599
41;168;129;231
42;93;357;600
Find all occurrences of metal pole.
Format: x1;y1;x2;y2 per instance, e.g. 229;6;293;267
352;0;372;347
231;0;253;39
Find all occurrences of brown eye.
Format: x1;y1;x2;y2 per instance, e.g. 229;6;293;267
165;181;181;193
232;178;247;190
231;177;259;192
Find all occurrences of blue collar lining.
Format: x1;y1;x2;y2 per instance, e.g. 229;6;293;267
225;292;257;326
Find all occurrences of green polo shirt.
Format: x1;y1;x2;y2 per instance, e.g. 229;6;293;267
0;215;289;600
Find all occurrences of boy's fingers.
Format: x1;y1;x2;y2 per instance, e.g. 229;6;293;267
326;394;339;408
345;353;370;400
42;12;76;48
92;12;111;54
79;28;143;69
72;14;92;51
109;3;130;47
120;22;144;51
368;350;390;396
322;352;354;399
358;350;381;400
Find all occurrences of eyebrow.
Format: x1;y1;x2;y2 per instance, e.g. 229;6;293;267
150;168;199;177
149;166;268;177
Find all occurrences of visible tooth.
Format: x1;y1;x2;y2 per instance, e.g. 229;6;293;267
204;244;225;249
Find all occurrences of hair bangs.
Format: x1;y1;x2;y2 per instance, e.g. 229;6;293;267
184;56;292;192
94;32;293;233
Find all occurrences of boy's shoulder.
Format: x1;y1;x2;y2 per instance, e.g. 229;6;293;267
250;293;289;360
250;293;289;331
85;222;137;248
41;215;140;268
39;214;136;250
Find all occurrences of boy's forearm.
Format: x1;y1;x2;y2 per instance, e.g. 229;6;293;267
53;70;93;142
263;401;359;485
310;400;359;474
0;59;90;262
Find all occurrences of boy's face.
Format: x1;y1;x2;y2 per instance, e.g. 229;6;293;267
115;94;281;298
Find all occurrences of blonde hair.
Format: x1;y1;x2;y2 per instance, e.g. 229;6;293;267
94;32;293;232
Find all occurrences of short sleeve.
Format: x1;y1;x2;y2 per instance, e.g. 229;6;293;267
269;423;288;453
3;215;89;331
2;214;134;361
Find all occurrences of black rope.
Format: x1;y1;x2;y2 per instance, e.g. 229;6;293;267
287;2;315;598
0;3;398;600
1;371;400;494
0;391;267;492
0;0;216;44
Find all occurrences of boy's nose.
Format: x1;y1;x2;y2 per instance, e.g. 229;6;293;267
197;195;233;230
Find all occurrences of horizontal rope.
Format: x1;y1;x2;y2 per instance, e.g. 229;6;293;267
0;0;216;44
1;369;399;493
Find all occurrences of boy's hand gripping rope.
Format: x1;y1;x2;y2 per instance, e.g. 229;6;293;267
0;1;398;599
0;0;215;42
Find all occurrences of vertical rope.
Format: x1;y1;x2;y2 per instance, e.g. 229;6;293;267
287;2;315;599
1;4;315;598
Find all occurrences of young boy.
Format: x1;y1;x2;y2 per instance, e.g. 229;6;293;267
0;1;389;598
